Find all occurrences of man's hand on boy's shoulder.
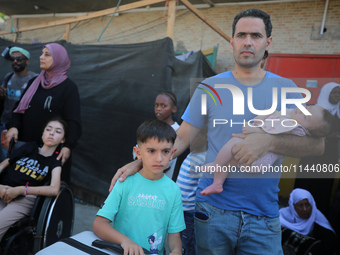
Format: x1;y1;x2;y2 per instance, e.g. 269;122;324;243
109;159;142;192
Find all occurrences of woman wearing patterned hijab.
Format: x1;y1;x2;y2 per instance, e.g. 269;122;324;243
280;188;336;255
5;43;82;183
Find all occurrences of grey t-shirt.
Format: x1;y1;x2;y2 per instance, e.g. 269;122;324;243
1;71;38;125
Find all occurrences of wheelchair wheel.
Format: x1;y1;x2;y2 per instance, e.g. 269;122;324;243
33;182;74;253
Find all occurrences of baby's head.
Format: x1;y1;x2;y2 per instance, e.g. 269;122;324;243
291;105;335;137
134;120;177;174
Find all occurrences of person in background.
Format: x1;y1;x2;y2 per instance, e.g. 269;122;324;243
295;82;340;217
154;91;179;131
0;47;38;161
280;188;337;255
5;43;82;183
0;118;67;241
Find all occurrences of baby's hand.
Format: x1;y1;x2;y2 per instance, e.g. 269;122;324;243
121;240;145;255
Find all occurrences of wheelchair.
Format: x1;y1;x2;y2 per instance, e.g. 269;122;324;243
0;181;74;255
0;139;75;255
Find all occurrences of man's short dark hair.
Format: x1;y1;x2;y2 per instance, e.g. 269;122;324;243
232;9;272;38
136;119;176;145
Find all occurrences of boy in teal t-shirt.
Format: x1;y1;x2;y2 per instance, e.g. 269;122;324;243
93;119;185;255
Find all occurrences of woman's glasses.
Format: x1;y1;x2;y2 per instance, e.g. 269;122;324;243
10;56;26;62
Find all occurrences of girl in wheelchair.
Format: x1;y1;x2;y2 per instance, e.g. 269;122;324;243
0;117;67;241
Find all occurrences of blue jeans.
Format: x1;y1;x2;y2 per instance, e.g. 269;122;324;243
195;201;283;255
181;211;196;255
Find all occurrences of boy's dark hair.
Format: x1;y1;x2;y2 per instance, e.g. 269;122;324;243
232;9;272;38
44;116;68;139
309;108;336;137
136;119;176;145
157;91;177;107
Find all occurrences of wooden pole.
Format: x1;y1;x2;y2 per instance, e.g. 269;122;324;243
0;0;166;35
180;0;230;42
13;33;18;42
63;23;71;42
166;0;176;39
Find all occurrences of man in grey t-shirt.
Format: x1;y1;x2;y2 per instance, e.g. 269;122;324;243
0;47;37;160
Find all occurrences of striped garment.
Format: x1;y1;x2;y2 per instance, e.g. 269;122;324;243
176;151;207;212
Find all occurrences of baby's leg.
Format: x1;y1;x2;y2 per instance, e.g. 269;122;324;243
214;137;243;166
201;138;242;196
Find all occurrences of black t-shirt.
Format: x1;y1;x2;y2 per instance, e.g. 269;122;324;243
0;143;61;187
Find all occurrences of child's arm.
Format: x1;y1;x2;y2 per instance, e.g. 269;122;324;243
93;216;145;255
168;232;182;255
2;166;61;203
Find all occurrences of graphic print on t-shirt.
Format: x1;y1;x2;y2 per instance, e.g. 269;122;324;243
147;230;163;254
15;156;49;181
128;193;166;210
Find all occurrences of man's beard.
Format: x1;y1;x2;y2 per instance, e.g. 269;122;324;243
12;62;26;72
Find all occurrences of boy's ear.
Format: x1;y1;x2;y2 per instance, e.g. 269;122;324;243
133;146;142;160
170;147;177;160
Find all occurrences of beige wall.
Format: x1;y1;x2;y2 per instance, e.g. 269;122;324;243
2;0;340;73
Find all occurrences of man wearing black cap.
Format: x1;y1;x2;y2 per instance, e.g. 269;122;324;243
0;47;37;160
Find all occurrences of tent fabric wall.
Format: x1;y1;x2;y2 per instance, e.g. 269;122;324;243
0;37;216;201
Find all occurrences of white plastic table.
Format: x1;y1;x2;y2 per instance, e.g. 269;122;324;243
36;231;121;255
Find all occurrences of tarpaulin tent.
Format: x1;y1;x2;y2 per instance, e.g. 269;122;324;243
0;37;216;202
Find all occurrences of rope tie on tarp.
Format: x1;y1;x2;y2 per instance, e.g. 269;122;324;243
97;0;122;42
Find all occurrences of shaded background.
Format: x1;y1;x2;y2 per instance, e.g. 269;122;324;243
0;37;215;203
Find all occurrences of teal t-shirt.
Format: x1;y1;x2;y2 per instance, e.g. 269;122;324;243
97;173;185;254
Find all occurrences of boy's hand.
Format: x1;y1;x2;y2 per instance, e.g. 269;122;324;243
121;239;145;255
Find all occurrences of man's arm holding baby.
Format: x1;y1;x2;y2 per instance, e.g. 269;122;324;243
109;121;199;191
93;216;145;254
232;133;324;166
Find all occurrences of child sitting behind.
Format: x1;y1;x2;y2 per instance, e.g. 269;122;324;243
201;105;335;196
0;117;67;241
93;119;185;255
